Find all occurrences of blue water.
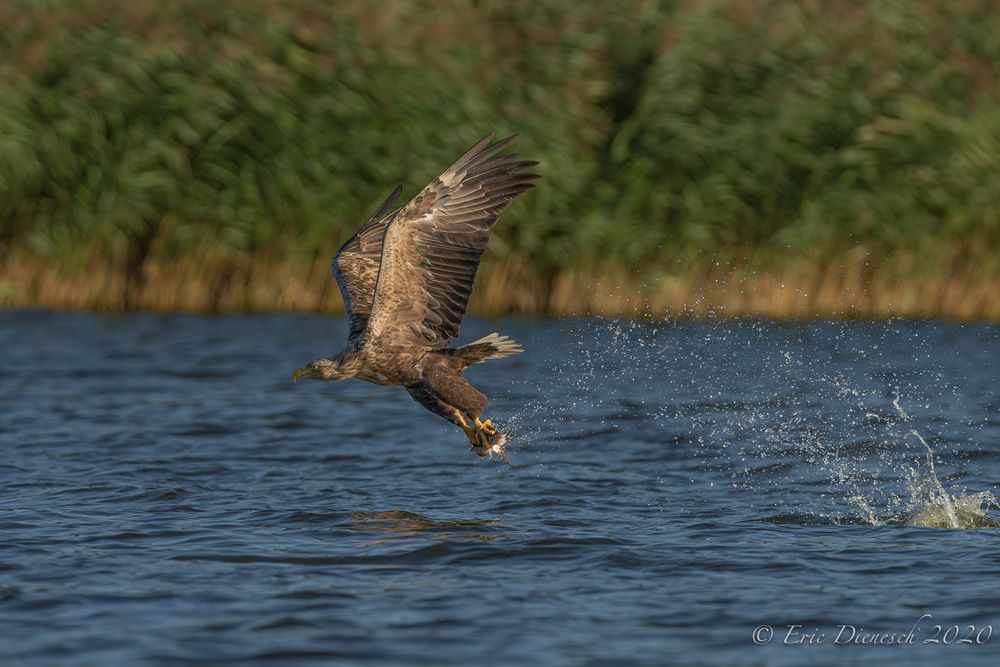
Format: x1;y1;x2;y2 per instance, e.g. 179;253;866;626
1;312;998;666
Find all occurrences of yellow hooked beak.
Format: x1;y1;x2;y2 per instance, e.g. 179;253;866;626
292;367;311;382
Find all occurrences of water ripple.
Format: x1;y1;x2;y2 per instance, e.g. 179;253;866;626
1;313;998;666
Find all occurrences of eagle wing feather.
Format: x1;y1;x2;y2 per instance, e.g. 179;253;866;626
362;134;539;349
331;184;403;343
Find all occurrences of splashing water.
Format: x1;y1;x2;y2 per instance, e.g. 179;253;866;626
888;398;998;529
896;424;999;528
499;318;998;529
907;428;960;528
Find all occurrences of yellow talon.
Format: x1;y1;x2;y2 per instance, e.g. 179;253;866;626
460;423;478;446
474;418;497;436
459;415;500;456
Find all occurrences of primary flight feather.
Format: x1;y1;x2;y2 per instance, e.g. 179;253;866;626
293;133;539;461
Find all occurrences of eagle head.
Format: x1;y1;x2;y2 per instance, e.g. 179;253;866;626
292;355;357;382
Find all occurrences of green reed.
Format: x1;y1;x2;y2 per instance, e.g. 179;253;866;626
1;0;998;315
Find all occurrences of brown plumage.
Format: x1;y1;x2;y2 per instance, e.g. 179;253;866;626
294;134;538;461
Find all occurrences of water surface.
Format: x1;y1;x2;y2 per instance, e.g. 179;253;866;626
1;312;998;665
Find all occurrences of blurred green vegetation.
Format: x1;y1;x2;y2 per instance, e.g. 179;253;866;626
0;0;998;311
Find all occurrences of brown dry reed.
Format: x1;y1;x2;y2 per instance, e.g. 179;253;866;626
3;245;997;320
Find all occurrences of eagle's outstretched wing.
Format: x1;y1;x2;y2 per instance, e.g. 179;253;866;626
362;134;539;349
331;184;403;342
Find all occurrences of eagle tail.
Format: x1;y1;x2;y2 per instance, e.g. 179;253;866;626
452;333;523;365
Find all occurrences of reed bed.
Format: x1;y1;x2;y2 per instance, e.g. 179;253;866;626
1;0;998;319
3;245;997;320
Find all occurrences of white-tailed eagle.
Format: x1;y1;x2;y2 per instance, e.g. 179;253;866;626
293;134;539;462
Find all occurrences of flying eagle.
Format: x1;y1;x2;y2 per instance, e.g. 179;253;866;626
293;134;539;461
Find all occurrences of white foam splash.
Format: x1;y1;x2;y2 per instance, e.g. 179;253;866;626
908;429;959;529
885;398;997;529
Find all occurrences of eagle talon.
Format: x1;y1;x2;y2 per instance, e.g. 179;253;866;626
476;427;492;450
475;418;498;436
461;417;507;461
461;423;479;446
464;422;511;465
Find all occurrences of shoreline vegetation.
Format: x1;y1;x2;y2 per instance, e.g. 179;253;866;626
1;1;998;320
3;245;996;320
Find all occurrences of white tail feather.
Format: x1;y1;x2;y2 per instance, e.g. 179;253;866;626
461;332;523;361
